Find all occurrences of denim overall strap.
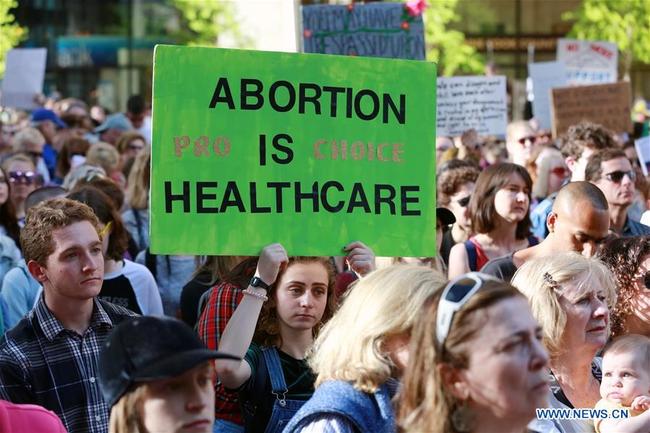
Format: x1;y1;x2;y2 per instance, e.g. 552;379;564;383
260;347;306;433
262;347;288;406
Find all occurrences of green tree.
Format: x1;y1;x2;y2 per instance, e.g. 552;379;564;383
0;0;26;76
423;0;484;76
563;0;650;79
170;0;250;47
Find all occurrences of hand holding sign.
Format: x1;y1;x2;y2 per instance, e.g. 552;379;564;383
254;243;289;287
343;241;376;277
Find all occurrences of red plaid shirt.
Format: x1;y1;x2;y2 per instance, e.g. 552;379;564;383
197;281;245;425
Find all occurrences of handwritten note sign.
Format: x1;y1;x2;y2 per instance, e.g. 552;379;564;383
0;48;47;109
635;136;650;177
529;61;567;131
150;46;437;257
436;76;507;137
302;3;425;60
550;82;631;137
557;38;618;85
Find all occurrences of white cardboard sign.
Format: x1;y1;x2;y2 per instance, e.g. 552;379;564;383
0;48;47;110
529;61;567;131
557;38;618;85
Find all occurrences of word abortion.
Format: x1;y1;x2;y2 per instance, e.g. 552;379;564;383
164;180;422;216
208;77;407;125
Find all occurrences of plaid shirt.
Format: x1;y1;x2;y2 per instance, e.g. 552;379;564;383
0;295;135;433
197;281;245;425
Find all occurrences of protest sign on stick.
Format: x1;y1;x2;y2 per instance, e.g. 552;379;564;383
550;82;631;138
151;45;437;257
528;61;567;131
0;48;47;109
302;3;425;60
635;136;650;177
436;76;507;137
557;38;618;85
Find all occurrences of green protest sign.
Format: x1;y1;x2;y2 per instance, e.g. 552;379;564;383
150;45;437;256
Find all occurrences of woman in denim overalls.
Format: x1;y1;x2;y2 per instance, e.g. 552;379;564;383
216;244;339;433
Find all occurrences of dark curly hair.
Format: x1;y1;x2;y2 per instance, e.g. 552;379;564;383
597;236;650;337
437;165;480;206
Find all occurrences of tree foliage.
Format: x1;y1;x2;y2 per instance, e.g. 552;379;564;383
423;0;484;76
170;0;250;47
563;0;650;76
0;0;26;77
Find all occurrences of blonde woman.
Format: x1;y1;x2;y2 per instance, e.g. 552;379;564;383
512;252;617;433
283;265;446;433
122;146;150;251
398;273;549;433
98;316;238;433
86;142;125;188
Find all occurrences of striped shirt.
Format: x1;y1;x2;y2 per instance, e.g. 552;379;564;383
0;295;135;433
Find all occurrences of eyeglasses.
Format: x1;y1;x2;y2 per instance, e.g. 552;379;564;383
550;167;569;177
517;136;537;145
603;170;636;183
456;196;471;208
8;170;41;185
99;221;113;239
437;272;496;345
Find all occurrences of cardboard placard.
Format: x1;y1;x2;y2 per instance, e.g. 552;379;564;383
550;82;631;137
528;61;567;131
557;38;618;85
150;45;437;257
436;76;507;137
0;48;47;109
302;3;425;60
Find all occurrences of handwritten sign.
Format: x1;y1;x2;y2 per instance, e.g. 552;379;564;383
635;136;650;177
528;61;567;130
150;45;437;256
436;76;507;137
557;38;618;85
302;3;425;60
550;82;631;137
0;48;47;110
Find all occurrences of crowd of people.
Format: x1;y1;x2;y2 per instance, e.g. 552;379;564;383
0;89;647;433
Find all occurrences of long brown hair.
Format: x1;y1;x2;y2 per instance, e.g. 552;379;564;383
253;257;336;348
398;280;525;433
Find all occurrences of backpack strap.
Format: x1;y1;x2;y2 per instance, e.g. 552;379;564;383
464;240;478;272
145;248;157;280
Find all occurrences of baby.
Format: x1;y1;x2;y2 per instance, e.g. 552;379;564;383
595;334;650;433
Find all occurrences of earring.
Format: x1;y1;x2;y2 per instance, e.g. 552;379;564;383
451;400;474;432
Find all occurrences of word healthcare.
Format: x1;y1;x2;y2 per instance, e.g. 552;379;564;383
163;180;422;216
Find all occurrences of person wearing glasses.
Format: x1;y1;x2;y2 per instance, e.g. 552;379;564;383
598;236;650;338
511;252;616;433
447;163;537;279
397;272;549;433
1;153;43;223
532;147;569;204
437;164;480;267
530;122;615;240
586;149;650;237
506;120;540;169
481;182;611;281
283;265;445;433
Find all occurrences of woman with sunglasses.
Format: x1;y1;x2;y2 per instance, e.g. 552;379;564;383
67;186;163;316
398;272;549;433
512;253;616;433
438;164;480;267
448;163;537;279
532;147;569;204
598;236;650;338
283;265;445;433
2;154;43;224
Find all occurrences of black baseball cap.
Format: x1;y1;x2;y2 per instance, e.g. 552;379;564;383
98;316;240;407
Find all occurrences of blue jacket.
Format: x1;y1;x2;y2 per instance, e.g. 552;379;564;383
282;380;396;433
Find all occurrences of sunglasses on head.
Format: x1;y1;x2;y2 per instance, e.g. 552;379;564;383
603;170;636;183
517;136;537;145
8;170;41;185
550;167;569;177
456;196;471;208
436;272;497;346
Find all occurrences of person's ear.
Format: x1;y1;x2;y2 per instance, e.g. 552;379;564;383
437;362;470;400
565;156;577;173
547;211;558;233
27;260;48;283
